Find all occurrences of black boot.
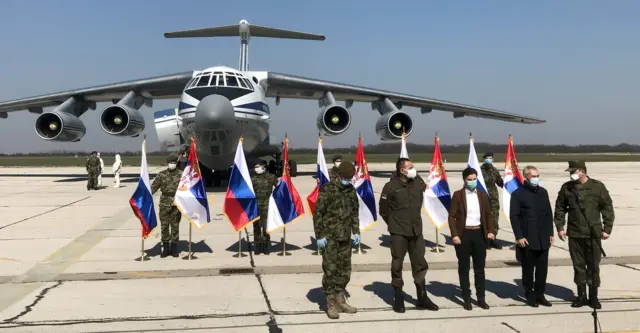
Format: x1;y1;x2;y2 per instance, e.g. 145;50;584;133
589;286;601;309
171;242;179;257
393;287;405;313
415;283;439;311
161;242;170;258
463;295;472;311
263;240;270;255
571;285;588;308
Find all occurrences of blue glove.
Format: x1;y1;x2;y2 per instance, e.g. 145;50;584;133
353;234;360;246
317;237;327;249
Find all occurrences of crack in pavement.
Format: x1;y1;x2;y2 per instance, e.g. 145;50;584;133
617;263;640;272
501;322;521;332
2;281;63;323
0;196;90;231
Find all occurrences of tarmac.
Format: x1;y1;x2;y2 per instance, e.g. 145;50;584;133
0;161;639;333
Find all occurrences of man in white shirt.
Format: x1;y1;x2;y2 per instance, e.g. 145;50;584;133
97;152;105;187
448;167;495;310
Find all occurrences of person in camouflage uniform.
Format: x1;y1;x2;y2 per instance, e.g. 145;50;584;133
85;151;100;191
328;154;342;184
251;160;278;255
555;160;614;310
314;161;360;320
480;152;504;249
151;154;183;258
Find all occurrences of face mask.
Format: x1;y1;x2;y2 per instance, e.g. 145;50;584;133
340;179;350;186
466;179;477;190
168;163;177;170
405;168;417;179
334;162;341;168
255;167;265;174
484;158;493;164
529;177;540;186
570;173;580;181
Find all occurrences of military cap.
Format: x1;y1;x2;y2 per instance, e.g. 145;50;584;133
255;159;267;166
338;160;356;179
91;151;97;155
482;152;494;159
565;160;587;172
332;154;343;162
166;154;178;163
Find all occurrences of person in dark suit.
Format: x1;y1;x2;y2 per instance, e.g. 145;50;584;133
448;167;495;310
509;165;554;307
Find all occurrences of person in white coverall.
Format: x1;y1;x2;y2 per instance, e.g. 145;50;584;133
97;153;105;187
112;153;122;188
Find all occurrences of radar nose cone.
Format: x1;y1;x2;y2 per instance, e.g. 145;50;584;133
239;19;249;25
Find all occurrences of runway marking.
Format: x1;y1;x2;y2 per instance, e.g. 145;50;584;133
0;196;90;231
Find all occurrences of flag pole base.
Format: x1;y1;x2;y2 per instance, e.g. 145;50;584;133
182;253;198;260
233;231;247;258
311;249;322;256
353;242;367;255
430;231;445;253
182;224;198;260
277;229;292;256
135;238;150;261
134;254;150;262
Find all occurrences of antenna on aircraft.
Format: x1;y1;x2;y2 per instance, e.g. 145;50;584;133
164;20;325;71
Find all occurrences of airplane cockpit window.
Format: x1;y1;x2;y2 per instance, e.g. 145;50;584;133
226;75;239;87
189;76;201;89
243;78;254;90
238;77;248;88
197;74;211;87
216;75;224;86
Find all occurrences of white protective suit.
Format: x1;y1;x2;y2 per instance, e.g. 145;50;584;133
97;153;105;187
112;154;122;188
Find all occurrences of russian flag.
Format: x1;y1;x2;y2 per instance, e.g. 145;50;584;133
174;138;211;228
352;136;377;231
400;131;409;158
223;138;259;232
266;136;305;233
306;137;330;215
423;136;451;229
467;134;489;197
129;136;158;239
501;135;524;223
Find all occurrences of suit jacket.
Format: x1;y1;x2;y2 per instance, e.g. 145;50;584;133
510;181;554;250
448;187;494;241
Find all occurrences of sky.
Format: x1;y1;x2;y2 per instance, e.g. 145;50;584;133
0;0;639;154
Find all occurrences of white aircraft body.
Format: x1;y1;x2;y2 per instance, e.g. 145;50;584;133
0;20;544;186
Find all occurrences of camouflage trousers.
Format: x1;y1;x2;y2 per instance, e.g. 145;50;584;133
569;237;602;287
489;198;500;236
87;170;98;190
254;205;270;243
159;205;181;243
322;239;352;296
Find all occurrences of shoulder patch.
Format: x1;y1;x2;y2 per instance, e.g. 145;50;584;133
381;193;387;199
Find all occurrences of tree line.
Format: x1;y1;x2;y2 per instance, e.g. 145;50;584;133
2;143;639;156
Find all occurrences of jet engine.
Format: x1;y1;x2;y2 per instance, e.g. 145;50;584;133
375;110;413;140
316;105;351;136
35;111;86;142
99;91;149;136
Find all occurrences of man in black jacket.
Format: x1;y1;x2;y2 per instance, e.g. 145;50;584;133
509;165;554;307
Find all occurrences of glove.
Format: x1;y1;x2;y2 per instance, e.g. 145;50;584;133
353;234;361;246
317;237;327;249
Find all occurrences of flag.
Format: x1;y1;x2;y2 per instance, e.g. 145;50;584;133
306;137;330;215
352;136;377;231
223;138;259;232
501;135;524;223
266;136;305;233
129;136;157;239
400;131;408;158
467;134;489;197
174;138;211;228
423;136;451;229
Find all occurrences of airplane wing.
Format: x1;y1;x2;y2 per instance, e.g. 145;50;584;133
263;72;545;124
0;72;193;114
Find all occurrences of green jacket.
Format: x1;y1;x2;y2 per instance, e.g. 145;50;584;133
151;168;182;207
554;177;615;238
329;166;340;184
379;175;427;237
313;182;360;241
86;156;100;172
480;163;504;199
251;173;277;208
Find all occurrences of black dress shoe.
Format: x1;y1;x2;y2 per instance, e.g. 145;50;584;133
526;297;539;307
463;298;472;311
477;299;490;310
537;296;552;307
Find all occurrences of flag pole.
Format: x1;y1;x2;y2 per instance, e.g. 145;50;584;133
182;223;197;260
135;134;150;262
431;230;445;253
277;227;292;256
233;231;247;258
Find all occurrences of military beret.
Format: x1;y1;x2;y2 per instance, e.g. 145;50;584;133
166;154;178;163
482;152;494;159
332;154;343;162
565;160;587;172
338;160;356;179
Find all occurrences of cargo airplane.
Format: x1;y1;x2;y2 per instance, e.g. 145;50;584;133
0;20;544;186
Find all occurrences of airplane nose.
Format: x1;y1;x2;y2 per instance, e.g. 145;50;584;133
195;94;235;131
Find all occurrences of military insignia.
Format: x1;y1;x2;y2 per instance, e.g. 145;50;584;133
381;194;387;199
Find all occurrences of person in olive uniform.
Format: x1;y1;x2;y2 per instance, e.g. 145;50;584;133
379;157;439;313
85;151;101;190
480;152;504;249
329;154;342;183
251;160;278;255
151;154;183;258
314;161;360;320
555;160;614;309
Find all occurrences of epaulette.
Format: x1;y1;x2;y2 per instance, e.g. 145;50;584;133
589;178;603;185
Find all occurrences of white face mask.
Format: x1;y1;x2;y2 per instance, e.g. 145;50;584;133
334;161;341;168
405;168;417;179
570;173;580;181
168;163;177;170
255;167;265;174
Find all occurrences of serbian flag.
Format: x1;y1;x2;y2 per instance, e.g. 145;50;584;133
174;138;211;228
129;136;157;238
352;136;377;231
501;134;524;223
423;136;451;229
400;131;408;158
223;138;259;232
306;137;330;215
266;136;305;233
467;133;489;197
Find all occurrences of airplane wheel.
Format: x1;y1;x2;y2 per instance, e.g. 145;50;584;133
288;160;298;177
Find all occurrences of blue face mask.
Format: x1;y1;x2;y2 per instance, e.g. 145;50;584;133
466;179;477;190
484;158;493;164
340;179;351;186
529;177;540;186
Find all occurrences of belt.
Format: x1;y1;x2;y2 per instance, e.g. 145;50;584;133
465;226;481;230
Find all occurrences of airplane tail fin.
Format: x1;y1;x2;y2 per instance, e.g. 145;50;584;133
164;22;325;41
